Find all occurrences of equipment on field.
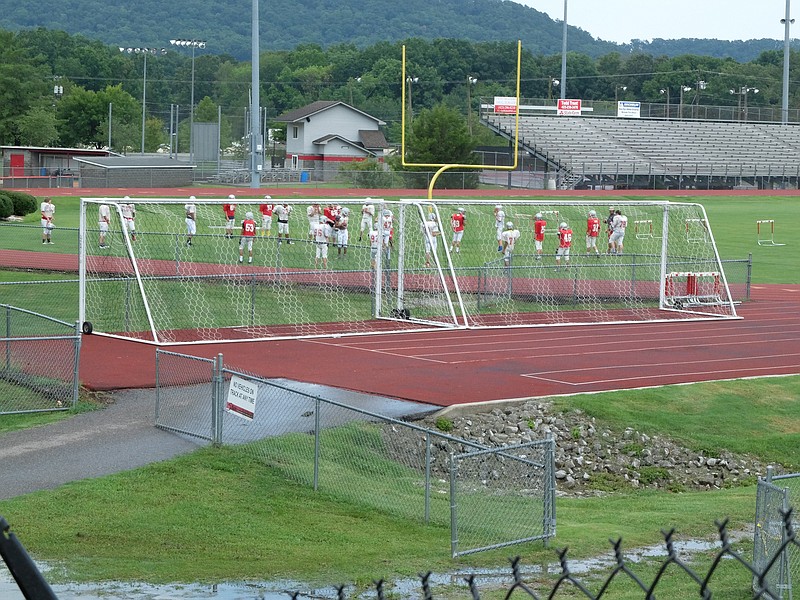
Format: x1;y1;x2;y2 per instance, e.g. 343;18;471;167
685;218;708;243
634;219;654;239
756;220;785;246
79;198;737;344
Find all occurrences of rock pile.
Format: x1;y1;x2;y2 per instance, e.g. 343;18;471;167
412;401;774;495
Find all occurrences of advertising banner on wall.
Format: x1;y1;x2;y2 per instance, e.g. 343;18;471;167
617;101;641;118
493;96;518;114
557;99;582;116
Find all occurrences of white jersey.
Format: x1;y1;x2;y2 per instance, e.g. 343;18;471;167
381;215;393;240
184;203;196;218
612;214;628;232
274;205;291;221
121;204;135;220
40;201;55;219
312;222;327;244
495;210;505;227
362;204;375;218
98;204;111;223
501;228;520;251
369;229;381;249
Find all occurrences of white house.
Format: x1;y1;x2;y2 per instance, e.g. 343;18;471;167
276;101;388;181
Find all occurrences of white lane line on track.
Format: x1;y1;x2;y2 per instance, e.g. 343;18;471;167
521;352;800;386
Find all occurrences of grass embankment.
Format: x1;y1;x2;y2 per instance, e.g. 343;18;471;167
0;375;798;588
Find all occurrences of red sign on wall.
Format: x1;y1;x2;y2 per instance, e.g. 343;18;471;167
557;99;582;116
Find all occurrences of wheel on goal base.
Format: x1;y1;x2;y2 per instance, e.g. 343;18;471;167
82;321;93;334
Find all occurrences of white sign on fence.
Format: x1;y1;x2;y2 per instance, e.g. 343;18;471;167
617;101;641;118
225;375;257;421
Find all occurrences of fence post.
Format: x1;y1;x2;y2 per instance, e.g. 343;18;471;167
71;321;81;407
313;398;321;491
545;433;557;542
211;353;224;447
250;274;256;327
174;233;180;275
155;349;162;422
5;305;10;373
424;432;431;524
746;252;752;301
449;452;458;558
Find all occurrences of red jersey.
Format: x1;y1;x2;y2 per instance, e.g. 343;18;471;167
587;217;600;237
241;218;256;237
451;213;465;232
323;206;336;225
223;204;236;218
558;227;573;248
534;219;546;242
260;203;274;217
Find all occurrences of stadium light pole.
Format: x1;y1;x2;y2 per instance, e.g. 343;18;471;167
548;77;560;100
781;0;794;124
678;85;692;119
730;86;759;121
119;46;167;154
406;76;419;121
466;76;477;134
660;88;671;120
170;38;206;163
250;0;261;189
560;0;568;99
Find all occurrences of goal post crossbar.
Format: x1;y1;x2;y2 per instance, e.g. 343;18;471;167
78;198;739;344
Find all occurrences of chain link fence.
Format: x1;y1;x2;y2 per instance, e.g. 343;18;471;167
755;467;800;599
154;349;556;557
0;305;80;414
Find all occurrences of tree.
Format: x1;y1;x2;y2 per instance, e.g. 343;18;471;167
58;84;139;149
404;103;479;189
17;105;60;146
0;30;50;145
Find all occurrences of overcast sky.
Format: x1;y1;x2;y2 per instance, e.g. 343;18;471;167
518;0;793;44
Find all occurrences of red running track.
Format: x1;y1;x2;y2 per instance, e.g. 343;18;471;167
78;284;800;407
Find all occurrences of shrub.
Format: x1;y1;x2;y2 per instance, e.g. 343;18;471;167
0;194;13;219
435;417;454;433
2;191;37;216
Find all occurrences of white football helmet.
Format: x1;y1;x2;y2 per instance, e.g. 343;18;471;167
506;221;514;229
228;194;236;200
245;211;254;219
189;195;196;201
560;222;568;229
535;212;542;219
589;210;596;217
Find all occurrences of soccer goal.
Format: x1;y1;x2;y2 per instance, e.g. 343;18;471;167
79;198;738;344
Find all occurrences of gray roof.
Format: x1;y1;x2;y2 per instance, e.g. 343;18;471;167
73;156;195;169
276;101;385;125
359;130;389;149
311;134;377;157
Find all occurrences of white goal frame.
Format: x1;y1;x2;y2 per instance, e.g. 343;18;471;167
78;197;739;345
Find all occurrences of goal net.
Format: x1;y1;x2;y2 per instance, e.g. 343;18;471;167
79;198;737;344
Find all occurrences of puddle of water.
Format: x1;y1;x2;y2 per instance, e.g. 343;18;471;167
0;537;738;599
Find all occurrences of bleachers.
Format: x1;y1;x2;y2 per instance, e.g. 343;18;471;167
484;114;800;186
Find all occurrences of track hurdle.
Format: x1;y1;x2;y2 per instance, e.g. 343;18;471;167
664;271;723;308
685;218;708;243
634;219;654;239
756;220;785;246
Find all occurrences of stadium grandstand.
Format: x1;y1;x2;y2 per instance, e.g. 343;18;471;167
481;100;800;191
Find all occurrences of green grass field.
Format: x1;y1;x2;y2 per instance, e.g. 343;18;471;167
0;192;798;593
2;194;797;283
